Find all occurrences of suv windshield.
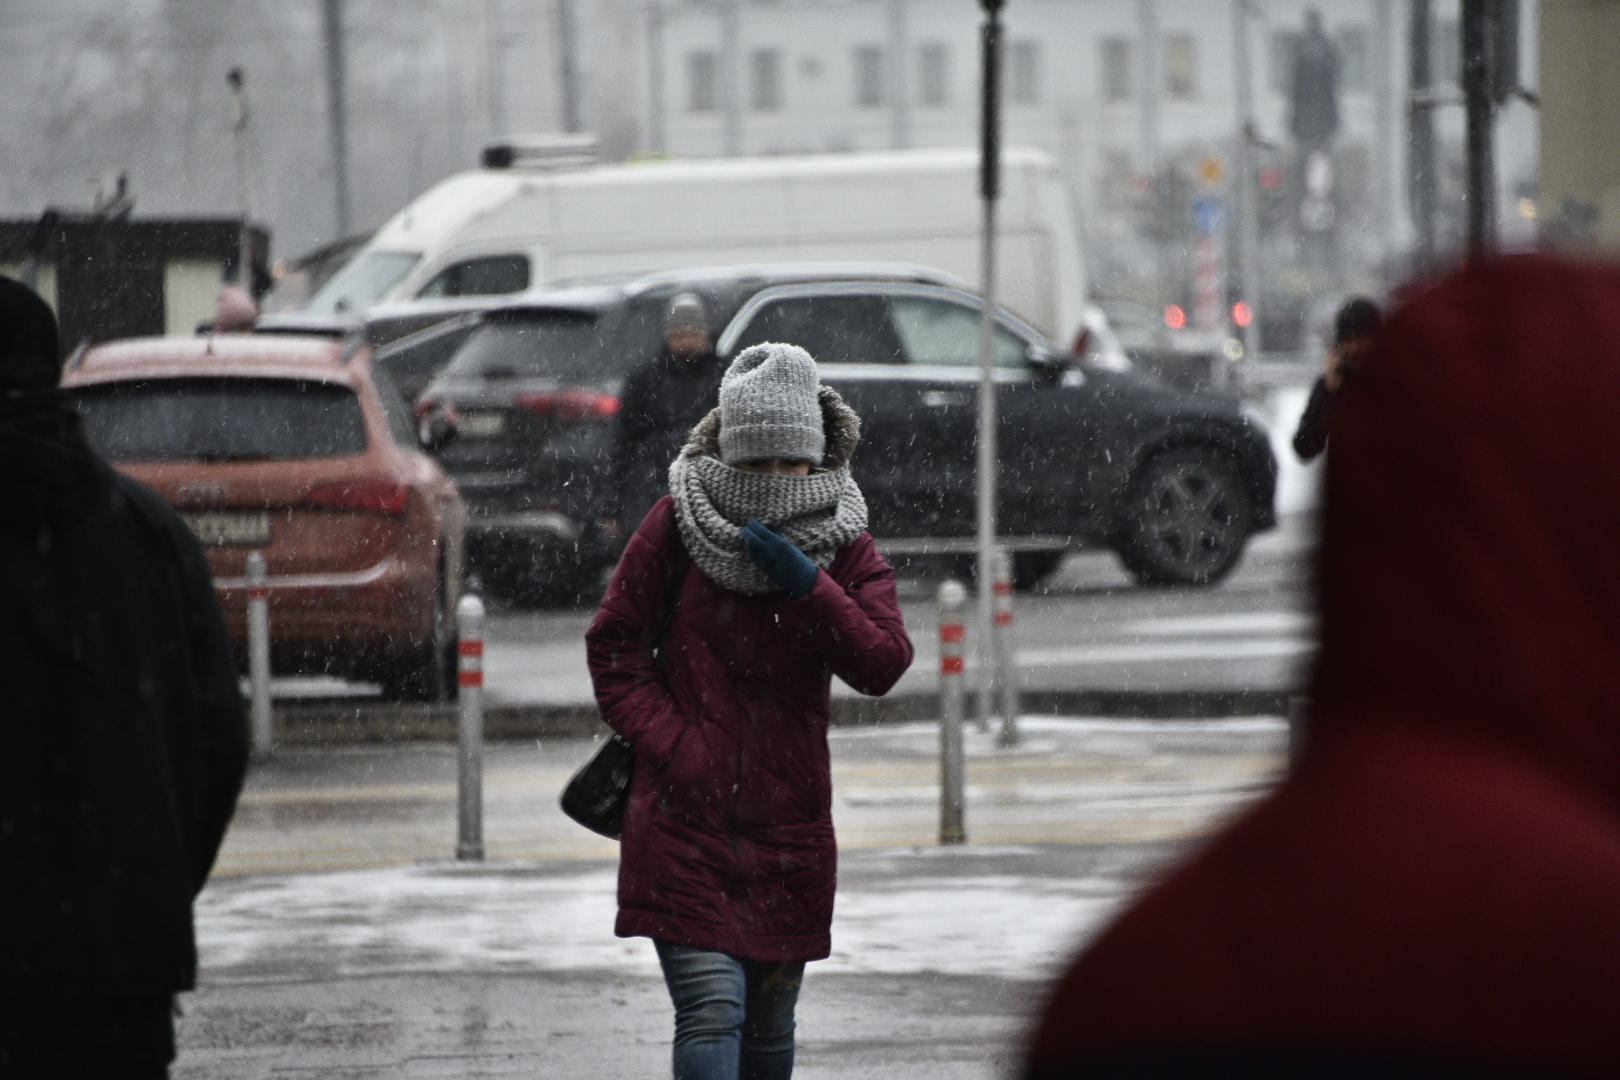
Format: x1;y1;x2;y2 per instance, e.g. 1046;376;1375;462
305;250;420;313
72;378;369;462
440;310;621;385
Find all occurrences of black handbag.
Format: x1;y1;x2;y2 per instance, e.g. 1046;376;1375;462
559;732;637;839
559;550;688;840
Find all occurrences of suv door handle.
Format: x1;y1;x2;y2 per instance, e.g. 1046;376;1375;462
921;390;970;408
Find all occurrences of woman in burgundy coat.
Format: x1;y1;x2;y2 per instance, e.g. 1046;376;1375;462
586;342;913;1080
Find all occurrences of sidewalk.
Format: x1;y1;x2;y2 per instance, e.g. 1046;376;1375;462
181;717;1289;1078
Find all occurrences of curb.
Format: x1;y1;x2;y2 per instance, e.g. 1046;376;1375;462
268;688;1298;745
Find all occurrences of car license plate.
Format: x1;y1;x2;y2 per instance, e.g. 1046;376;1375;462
459;410;506;438
182;510;272;546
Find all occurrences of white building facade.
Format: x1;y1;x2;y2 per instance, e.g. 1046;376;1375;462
636;0;1537;313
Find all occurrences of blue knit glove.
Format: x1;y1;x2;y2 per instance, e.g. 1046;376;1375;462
741;519;819;599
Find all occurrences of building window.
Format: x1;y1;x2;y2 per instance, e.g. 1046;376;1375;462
1434;18;1460;86
1164;33;1198;100
1101;37;1133;102
1009;39;1039;104
854;45;885;107
750;48;782;111
687;50;719;113
918;42;949;107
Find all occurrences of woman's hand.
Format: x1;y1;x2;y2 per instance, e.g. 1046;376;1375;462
741;519;819;598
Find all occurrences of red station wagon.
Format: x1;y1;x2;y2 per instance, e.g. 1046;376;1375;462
62;333;468;701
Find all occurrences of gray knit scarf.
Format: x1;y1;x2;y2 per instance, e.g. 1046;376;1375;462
667;389;868;595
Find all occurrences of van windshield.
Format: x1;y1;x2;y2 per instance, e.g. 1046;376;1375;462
305;250;420;313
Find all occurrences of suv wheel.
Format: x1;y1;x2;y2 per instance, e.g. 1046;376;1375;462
1116;446;1253;586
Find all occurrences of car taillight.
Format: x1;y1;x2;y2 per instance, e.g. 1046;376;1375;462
1072;327;1093;359
306;479;411;517
513;390;621;418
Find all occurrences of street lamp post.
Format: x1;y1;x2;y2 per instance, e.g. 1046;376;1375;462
975;0;1007;739
227;68;252;291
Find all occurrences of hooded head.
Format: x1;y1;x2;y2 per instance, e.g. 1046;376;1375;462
717;342;826;468
1311;254;1620;801
0;275;62;393
664;291;709;337
214;285;259;332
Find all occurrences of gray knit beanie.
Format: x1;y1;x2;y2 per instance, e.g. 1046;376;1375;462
717;342;826;466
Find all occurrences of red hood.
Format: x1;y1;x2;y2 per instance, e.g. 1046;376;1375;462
1311;253;1620;805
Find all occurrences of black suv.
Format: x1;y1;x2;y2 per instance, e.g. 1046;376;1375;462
419;263;1277;602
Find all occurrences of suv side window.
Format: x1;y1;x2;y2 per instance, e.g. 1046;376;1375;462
730;295;904;365
416;255;530;298
888;295;1027;368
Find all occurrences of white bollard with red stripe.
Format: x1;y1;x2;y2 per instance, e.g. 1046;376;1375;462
992;548;1021;748
456;593;486;861
938;579;968;845
245;550;273;758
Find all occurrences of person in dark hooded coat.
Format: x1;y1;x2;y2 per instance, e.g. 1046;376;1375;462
612;290;729;531
1292;295;1383;461
587;341;913;1080
1023;254;1620;1077
0;276;249;1078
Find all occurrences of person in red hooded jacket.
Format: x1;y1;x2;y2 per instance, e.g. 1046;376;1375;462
586;341;913;1080
1024;254;1620;1078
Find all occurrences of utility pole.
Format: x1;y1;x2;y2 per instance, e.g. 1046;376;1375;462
557;0;582;133
227;67;253;290
1461;0;1497;255
720;0;742;156
646;1;667;154
975;0;1005;738
1230;0;1261;367
483;0;507;136
321;0;352;237
1137;0;1163;307
1408;0;1437;265
1372;0;1400;268
889;0;911;149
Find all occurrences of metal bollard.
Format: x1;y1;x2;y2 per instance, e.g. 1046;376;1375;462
937;579;968;845
455;594;486;861
244;551;273;758
992;548;1021;747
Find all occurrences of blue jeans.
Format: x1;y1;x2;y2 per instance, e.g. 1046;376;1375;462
654;940;805;1080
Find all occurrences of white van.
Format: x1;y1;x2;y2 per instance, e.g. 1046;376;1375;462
302;145;1089;345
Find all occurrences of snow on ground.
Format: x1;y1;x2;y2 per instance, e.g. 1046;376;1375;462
197;857;1128;986
199;715;1284;988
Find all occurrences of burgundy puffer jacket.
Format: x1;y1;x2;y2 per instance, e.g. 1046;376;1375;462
586;495;912;963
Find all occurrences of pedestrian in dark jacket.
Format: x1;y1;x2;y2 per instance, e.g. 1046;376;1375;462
0;276;249;1079
1025;254;1620;1078
587;341;914;1080
1292;295;1382;461
613;291;728;530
